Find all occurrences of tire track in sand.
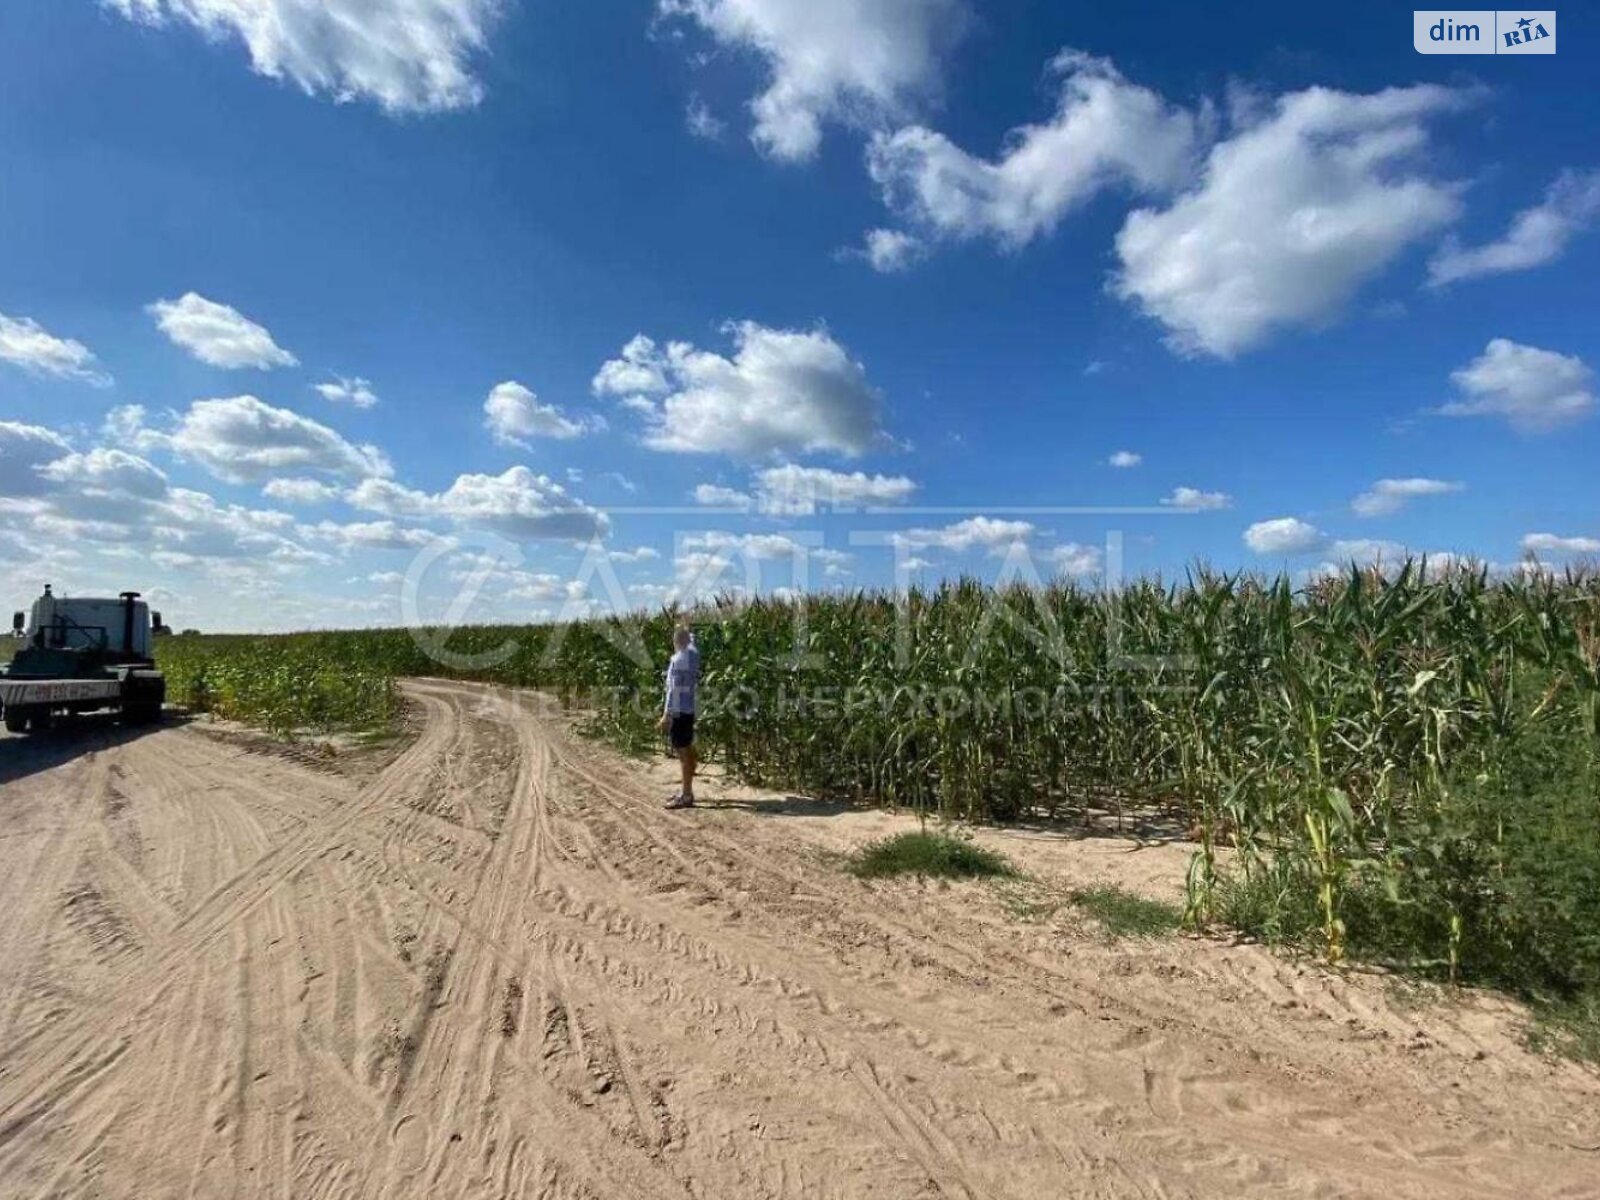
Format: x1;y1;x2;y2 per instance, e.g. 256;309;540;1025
0;692;456;1183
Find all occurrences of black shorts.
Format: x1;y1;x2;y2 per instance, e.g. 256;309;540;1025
668;713;696;750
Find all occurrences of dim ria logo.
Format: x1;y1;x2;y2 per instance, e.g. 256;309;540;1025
1415;10;1556;54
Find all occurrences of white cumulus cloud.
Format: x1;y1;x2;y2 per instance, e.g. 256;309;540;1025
314;376;379;407
0;419;342;573
38;448;169;499
263;477;341;505
659;0;966;162
1244;517;1325;555
893;516;1033;553
148;292;298;369
681;530;805;560
605;545;660;564
0;313;113;386
104;0;503;114
858;228;925;273
1521;532;1600;555
1108;450;1141;468
1114;84;1468;357
594;321;888;457
483;381;599;447
1437;339;1595;433
692;483;754;509
1161;486;1232;510
1429;168;1600;286
304;519;442;551
1325;538;1408;566
164;396;391;483
869;50;1200;249
101;404;170;455
1245;525;1438;568
753;464;915;513
350;466;609;542
0;421;75;497
1351;477;1463;517
591;334;670;400
1050;542;1103;576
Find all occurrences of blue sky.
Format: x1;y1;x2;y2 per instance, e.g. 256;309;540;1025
0;0;1595;631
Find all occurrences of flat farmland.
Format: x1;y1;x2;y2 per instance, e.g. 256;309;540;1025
1;680;1595;1199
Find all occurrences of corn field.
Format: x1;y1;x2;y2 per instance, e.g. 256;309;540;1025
158;562;1600;1016
159;634;401;737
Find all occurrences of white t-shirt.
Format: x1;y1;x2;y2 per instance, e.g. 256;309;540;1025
664;643;700;715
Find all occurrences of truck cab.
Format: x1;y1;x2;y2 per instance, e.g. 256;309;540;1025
14;588;160;660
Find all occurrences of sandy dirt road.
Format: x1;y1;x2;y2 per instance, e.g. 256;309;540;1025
0;678;1595;1199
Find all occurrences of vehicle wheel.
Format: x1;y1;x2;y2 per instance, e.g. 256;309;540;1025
124;675;166;726
3;709;27;734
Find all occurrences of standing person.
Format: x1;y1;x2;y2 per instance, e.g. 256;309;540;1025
657;624;700;809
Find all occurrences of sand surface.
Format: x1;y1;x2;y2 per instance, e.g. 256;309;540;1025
1;678;1595;1198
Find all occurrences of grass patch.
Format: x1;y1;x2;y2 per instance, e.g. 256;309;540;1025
848;831;1015;881
1526;994;1600;1066
1070;885;1183;938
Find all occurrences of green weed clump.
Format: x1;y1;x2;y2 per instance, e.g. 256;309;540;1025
1070;885;1183;938
848;831;1016;880
1217;723;1600;1007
